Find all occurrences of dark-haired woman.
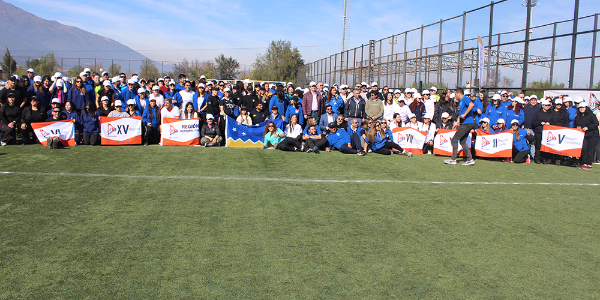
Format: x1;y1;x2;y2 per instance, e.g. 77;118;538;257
142;98;160;146
262;121;302;151
20;95;46;144
575;102;599;170
551;98;570;165
269;87;288;120
504;98;524;126
366;120;412;156
63;101;82;143
284;96;303;126
80;102;100;145
95;81;115;109
67;77;94;112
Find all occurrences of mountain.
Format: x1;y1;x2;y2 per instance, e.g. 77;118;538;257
0;0;148;72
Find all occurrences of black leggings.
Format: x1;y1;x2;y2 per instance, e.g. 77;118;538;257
83;133;99;145
145;126;159;144
581;135;599;165
304;138;328;150
276;137;302;151
512;146;529;163
374;141;404;155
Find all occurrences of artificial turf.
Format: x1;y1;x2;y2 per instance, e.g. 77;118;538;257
0;145;599;299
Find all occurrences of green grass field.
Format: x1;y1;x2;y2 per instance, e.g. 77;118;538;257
1;145;599;299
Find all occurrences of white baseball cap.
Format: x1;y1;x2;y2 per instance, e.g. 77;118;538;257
340;84;349;89
127;79;135;84
103;80;111;86
497;118;505;124
574;96;583;103
405;88;412;93
224;88;231;92
361;82;368;86
513;97;524;104
12;74;20;80
309;81;316;87
479;117;490;123
33;75;42;82
27;68;35;73
554;98;563;105
441;112;450;118
501;90;508;95
579;101;588;107
449;93;456;98
137;88;146;94
530;94;538;99
492;94;501;100
169;81;176;86
79;71;86;77
127;99;136;106
200;75;206;79
423;113;433;119
394;89;401;94
540;99;551;105
101;96;109;101
101;71;109;76
152;85;159;91
114;100;123;107
408;113;416;119
51;98;60;104
206;113;215;119
112;77;120;83
422;89;430;95
157;77;164;82
430;86;437;91
83;68;91;73
56;79;64;87
415;93;423;99
287;82;293;86
510;119;519;125
197;83;205;88
371;82;378;86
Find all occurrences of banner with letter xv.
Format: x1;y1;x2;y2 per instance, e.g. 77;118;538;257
100;117;142;145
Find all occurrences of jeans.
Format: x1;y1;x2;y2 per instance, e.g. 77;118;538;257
451;123;477;160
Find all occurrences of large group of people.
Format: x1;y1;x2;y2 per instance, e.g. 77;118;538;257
0;66;598;169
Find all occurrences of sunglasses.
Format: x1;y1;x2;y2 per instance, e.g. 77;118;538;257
268;125;274;127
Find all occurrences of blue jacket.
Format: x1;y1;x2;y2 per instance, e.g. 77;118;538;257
370;132;387;151
285;105;304;125
164;91;183;107
504;108;525;126
120;89;138;103
27;85;50;110
135;96;150;113
269;96;288;115
325;95;344;115
483;105;507;125
142;106;161;129
567;106;577;128
319;113;338;129
473;97;484;123
346;126;365;138
80;111;100;134
67;87;94;111
513;128;531;152
63;110;82;133
327;129;351;149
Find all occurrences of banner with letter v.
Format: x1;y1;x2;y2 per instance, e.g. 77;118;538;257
541;125;584;157
100;117;142;145
31;119;76;147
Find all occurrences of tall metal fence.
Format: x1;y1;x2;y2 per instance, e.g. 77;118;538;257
297;0;600;91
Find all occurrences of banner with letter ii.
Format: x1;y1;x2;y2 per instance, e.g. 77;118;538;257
100;117;142;145
433;129;471;157
391;127;426;155
474;130;513;158
161;118;200;146
31;119;76;147
540;125;584;157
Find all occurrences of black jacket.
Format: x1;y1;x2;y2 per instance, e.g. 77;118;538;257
575;111;599;139
531;109;554;134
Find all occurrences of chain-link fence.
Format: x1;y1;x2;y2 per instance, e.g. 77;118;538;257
297;0;600;91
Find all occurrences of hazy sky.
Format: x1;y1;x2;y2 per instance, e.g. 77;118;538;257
5;0;594;73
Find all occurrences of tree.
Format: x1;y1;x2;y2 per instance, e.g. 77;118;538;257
108;63;121;76
140;58;159;80
525;78;565;99
215;54;239;79
67;65;85;78
252;40;304;82
2;47;17;74
172;58;217;80
25;53;60;77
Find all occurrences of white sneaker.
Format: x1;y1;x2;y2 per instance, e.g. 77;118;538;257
462;159;475;166
444;159;457;165
403;150;412;157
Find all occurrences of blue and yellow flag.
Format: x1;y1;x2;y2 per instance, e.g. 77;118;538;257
226;116;284;147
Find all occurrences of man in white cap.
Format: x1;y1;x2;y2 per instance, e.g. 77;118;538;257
26;68;35;84
444;88;476;165
370;82;383;100
531;99;554;164
108;100;129;117
430;86;439;102
302;81;323;122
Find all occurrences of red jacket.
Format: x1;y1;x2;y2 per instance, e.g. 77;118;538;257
302;91;323;116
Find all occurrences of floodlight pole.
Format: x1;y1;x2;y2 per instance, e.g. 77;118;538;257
522;0;539;90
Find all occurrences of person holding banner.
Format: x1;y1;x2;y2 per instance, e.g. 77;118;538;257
181;102;199;120
444;88;476;165
483;94;506;126
509;119;534;163
80;102;100;145
493;119;506;133
575;102;599;170
262;121;302;152
161;98;181;119
366;120;412;156
422;114;436;155
200;114;222;147
142;98;161;146
532;99;556;164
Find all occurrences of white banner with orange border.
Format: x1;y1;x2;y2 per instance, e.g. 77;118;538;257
391;127;426;155
540;125;584;157
160;118;200;146
100;117;142;145
433;129;471;157
31;119;76;147
474;130;513;158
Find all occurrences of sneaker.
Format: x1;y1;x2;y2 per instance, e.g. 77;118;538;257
462;159;475;166
403;150;412;157
427;150;432;155
313;146;320;154
593;160;600;165
582;164;593;170
300;145;305;152
534;158;541;164
52;138;59;149
367;149;372;153
526;155;531;164
578;165;585;169
357;150;366;156
444;159;457;165
392;150;400;154
46;137;53;148
503;158;512;163
555;160;561;166
306;147;313;153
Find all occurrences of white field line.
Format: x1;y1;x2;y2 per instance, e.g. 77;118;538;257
1;171;598;186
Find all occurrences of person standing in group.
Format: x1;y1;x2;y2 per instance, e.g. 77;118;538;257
344;88;366;127
142;98;161;146
508;119;535;163
444;88;476;165
575;101;599;170
80;102;100;145
531;99;555;164
302;82;322;123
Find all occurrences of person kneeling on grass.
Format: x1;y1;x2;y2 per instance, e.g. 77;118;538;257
507;119;534;163
366;120;412;156
200;114;222;147
326;122;366;155
262;120;303;151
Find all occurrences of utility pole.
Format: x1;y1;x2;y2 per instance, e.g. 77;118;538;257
522;0;539;89
341;0;351;79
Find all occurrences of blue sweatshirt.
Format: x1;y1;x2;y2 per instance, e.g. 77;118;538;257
370;132;387;151
80;111;100;134
67;87;94;112
269;96;288;115
567;106;577;128
513;128;530;152
327;129;351;149
484;105;507;125
120;89;138;103
63;110;82;133
325;95;344;115
504;108;525;126
135;96;150;113
142;106;161;129
285;105;304;125
164;91;183;107
303;124;322;135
